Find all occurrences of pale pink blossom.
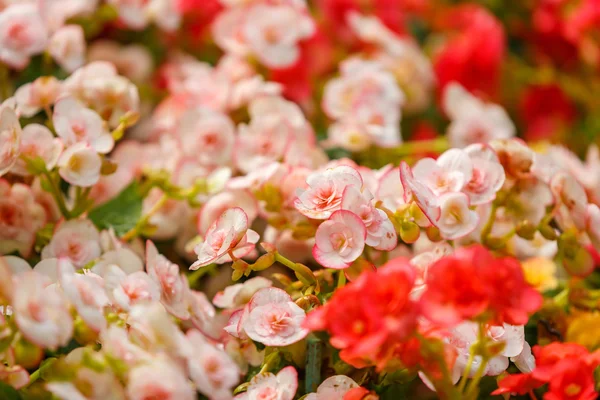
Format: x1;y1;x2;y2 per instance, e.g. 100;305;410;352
48;25;85;72
341;186;397;250
127;356;194;400
0;365;29;390
32;258;60;282
128;302;189;356
197;190;259;235
1;255;31;276
399;161;441;225
462;144;505;205
313;210;366;269
57;143;102;187
550;171;589;231
586;204;600;251
413;149;473;196
409;243;454;297
0;180;46;257
104;266;160;311
191;208;258;269
294;165;363;219
11;123;62;176
325;120;372;152
490;138;535;181
58;258;108;332
0;4;47;69
88;41;153;82
323;58;404;148
305;375;359;400
47;368;126;400
545;145;600;204
92;248;144;277
108;0;181;32
42;219;101;268
100;325;152;367
436;192;479;240
244;4;314;68
63;61;139;127
0;106;21;176
38;0;98;32
235;366;298;400
13;271;73;350
223;334;264;375
235;119;291;174
146;241;190;319
53;96;113;153
376;166;407;212
177;108;235;167
213;276;272;310
443;82;515;148
238;287;308;347
185;329;241;399
14;76;61;117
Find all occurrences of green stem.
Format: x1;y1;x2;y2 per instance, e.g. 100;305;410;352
457;346;476;393
337;270;346;288
187;264;216;287
259;351;280;375
305;336;322;394
389;137;450;157
464;323;490;399
122;193;168;241
42;170;70;218
480;203;498;243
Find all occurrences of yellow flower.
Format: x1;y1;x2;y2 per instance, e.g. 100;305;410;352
567;312;600;350
521;257;558;292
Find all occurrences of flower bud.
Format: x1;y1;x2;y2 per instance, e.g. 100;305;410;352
13;337;43;369
516;220;536;240
400;221;420;243
251;252;275;271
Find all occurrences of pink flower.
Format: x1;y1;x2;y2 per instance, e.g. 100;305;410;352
443;82;515;148
586;204;600;251
436;192;479;240
58;258;108;332
88;41;154;82
48;25;85;72
0;106;21;176
295;165;363;219
53;96;114;154
177;108;235;167
399;161;441;225
104;266;160;311
11;123;62;176
192;207;258;269
412;149;473;196
13;271;73;350
462;144;505;205
41;219;101;268
146;241;190;319
313;210;367;269
14;76;61;117
550;171;589;231
197;189;259;234
127;356;194;400
0;180;46;257
100;325;152;367
185;329;241;399
57;143;102;187
235;366;298;400
108;0;181;32
0;4;47;69
63;61;139;128
213;276;273;310
239;287;308;347
305;375;359;400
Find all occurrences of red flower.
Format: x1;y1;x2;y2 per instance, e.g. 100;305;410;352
519;84;577;141
482;254;543;326
344;387;379;400
419;245;490;326
433;5;505;99
494;343;600;399
421;245;542;327
545;359;598;400
304;260;418;369
492;373;544;396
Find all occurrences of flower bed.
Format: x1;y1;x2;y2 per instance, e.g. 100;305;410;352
0;1;599;399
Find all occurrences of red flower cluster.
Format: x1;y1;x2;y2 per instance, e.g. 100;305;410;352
433;5;505;99
304;259;419;368
420;245;543;327
494;343;600;400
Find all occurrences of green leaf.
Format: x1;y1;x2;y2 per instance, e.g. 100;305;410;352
88;181;143;236
0;382;22;400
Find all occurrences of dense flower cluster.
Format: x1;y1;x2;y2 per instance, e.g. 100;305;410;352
1;0;600;399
